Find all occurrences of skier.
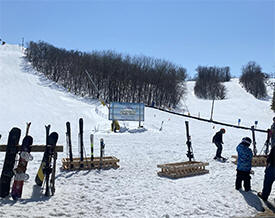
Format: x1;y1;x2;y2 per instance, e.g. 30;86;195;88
270;117;275;148
212;128;226;160
235;137;253;192
258;145;275;201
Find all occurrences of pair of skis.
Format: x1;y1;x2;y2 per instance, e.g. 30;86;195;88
66;118;94;169
66;119;85;169
66;119;104;169
0;123;33;200
35;125;58;196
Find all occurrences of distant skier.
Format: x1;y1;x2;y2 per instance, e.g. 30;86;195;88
235;137;253;192
270;117;275;148
258;145;275;201
212;128;226;160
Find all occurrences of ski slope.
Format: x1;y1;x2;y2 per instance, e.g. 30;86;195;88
0;44;274;218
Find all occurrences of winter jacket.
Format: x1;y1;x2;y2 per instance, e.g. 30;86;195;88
271;123;275;147
267;146;275;167
237;143;253;172
212;131;223;144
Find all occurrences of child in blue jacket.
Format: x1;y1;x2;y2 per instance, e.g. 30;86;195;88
235;137;253;191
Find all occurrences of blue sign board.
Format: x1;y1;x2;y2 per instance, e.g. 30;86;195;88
109;102;144;121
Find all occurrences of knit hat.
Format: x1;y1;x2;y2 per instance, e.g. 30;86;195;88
241;137;252;146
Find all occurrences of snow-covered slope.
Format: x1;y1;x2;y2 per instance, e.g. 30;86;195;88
0;44;274;218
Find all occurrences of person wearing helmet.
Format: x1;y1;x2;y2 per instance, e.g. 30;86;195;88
212;128;226;161
235;137;253;192
258;145;275;201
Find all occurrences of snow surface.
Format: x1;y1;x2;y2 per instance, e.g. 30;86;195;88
0;44;274;218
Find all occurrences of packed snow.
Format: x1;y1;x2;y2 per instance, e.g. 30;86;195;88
0;44;274;217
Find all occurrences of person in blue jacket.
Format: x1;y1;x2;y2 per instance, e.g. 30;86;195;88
258;145;275;201
235;137;253;191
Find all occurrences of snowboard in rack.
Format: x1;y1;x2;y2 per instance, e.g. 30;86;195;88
61;156;120;170
231;155;267;167
157;161;209;179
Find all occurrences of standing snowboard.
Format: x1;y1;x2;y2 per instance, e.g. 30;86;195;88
0;127;21;198
11;135;33;200
45;132;58;196
35;125;51;186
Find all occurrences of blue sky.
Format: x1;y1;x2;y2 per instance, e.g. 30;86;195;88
0;0;274;77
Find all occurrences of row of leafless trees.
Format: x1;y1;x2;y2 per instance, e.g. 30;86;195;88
240;61;267;99
25;41;187;107
194;66;230;99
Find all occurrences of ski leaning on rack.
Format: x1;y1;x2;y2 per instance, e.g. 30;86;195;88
66;122;73;169
185;121;194;161
251;125;257;156
90;134;94;168
99;138;105;169
11;135;33;200
79;118;84;169
35;125;51;186
0;127;21;198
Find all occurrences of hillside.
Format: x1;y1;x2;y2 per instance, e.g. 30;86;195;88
0;44;274;218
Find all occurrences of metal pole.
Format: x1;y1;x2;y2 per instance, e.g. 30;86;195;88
210;99;215;121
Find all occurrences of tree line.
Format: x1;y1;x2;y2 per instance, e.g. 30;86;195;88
240;61;267;99
194;62;269;101
194;66;231;99
25;41;271;110
25;41;187;108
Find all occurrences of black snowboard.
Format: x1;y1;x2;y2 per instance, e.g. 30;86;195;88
0;127;21;198
44;132;58;196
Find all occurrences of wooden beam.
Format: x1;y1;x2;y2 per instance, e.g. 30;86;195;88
0;145;63;152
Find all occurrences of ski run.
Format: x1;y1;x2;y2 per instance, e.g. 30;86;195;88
0;44;274;217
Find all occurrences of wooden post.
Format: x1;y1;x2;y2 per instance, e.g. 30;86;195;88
210;99;215;121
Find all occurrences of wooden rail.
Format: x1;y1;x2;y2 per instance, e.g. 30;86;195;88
0;145;63;152
62;156;120;170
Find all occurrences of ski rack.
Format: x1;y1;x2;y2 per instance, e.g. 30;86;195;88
231;127;270;167
157;121;209;179
231;155;267;167
61;156;120;170
0;145;63;152
157;161;209;179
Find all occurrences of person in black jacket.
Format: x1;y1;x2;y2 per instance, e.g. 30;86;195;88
271;117;275;148
258;146;275;201
212;128;226;160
